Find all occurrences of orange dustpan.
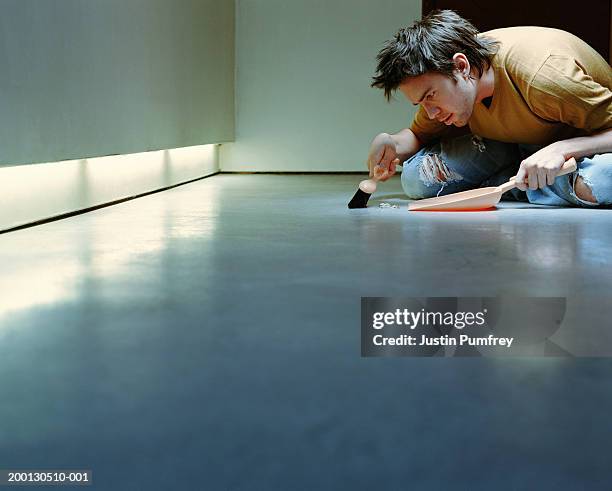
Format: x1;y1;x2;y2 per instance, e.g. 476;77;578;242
408;158;577;211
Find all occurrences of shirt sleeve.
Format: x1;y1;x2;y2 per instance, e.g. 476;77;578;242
526;55;612;133
409;106;468;145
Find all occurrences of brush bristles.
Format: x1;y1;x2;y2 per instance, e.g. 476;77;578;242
348;188;371;209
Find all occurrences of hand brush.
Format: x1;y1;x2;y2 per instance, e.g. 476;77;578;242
347;178;378;208
348;160;398;208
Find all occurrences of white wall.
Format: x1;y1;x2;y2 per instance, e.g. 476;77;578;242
0;0;230;231
220;0;421;172
0;0;234;166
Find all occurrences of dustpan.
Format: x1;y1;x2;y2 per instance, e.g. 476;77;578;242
408;158;577;211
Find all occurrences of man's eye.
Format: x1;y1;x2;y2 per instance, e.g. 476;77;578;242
427;92;435;100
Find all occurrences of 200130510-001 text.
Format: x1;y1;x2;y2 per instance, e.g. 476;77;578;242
0;470;92;486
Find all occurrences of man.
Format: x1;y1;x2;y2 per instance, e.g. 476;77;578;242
368;10;612;206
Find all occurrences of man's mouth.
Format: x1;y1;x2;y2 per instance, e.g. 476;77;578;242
440;113;453;125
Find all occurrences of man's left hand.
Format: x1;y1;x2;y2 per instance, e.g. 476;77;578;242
514;143;566;191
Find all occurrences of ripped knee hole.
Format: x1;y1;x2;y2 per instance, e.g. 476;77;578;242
574;175;597;203
418;154;463;186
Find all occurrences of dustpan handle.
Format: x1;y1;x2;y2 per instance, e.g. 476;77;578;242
498;157;577;194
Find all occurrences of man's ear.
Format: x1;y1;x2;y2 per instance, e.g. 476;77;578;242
452;53;470;79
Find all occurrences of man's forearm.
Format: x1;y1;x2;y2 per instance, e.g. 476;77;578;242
556;127;612;160
390;128;422;162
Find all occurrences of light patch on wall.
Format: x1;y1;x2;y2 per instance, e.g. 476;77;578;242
0;144;219;232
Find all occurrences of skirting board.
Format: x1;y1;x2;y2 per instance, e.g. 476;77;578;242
0;144;219;233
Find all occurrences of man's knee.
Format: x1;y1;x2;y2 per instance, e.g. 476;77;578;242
401;153;462;199
418;154;463;186
574;175;597;203
401;166;426;199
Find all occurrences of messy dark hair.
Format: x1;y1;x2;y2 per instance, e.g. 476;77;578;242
371;10;499;101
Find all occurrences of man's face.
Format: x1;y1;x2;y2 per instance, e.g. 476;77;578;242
398;70;477;127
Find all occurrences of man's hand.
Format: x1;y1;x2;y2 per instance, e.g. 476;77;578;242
515;143;567;191
367;133;400;181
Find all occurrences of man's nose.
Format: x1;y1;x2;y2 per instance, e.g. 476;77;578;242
424;104;440;119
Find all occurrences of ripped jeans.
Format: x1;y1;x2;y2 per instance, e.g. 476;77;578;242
401;133;612;206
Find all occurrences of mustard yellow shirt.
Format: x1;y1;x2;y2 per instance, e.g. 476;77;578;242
410;26;612;145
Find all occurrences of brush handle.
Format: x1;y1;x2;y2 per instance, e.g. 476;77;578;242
359;178;377;194
497;157;577;194
358;164;388;193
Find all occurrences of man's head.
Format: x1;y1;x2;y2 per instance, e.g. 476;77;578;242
371;10;499;126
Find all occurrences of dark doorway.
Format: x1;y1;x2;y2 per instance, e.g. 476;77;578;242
422;0;611;62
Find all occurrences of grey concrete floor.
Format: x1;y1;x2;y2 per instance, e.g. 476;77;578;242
1;174;612;490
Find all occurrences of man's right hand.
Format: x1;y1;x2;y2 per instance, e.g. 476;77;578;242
367;133;400;181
